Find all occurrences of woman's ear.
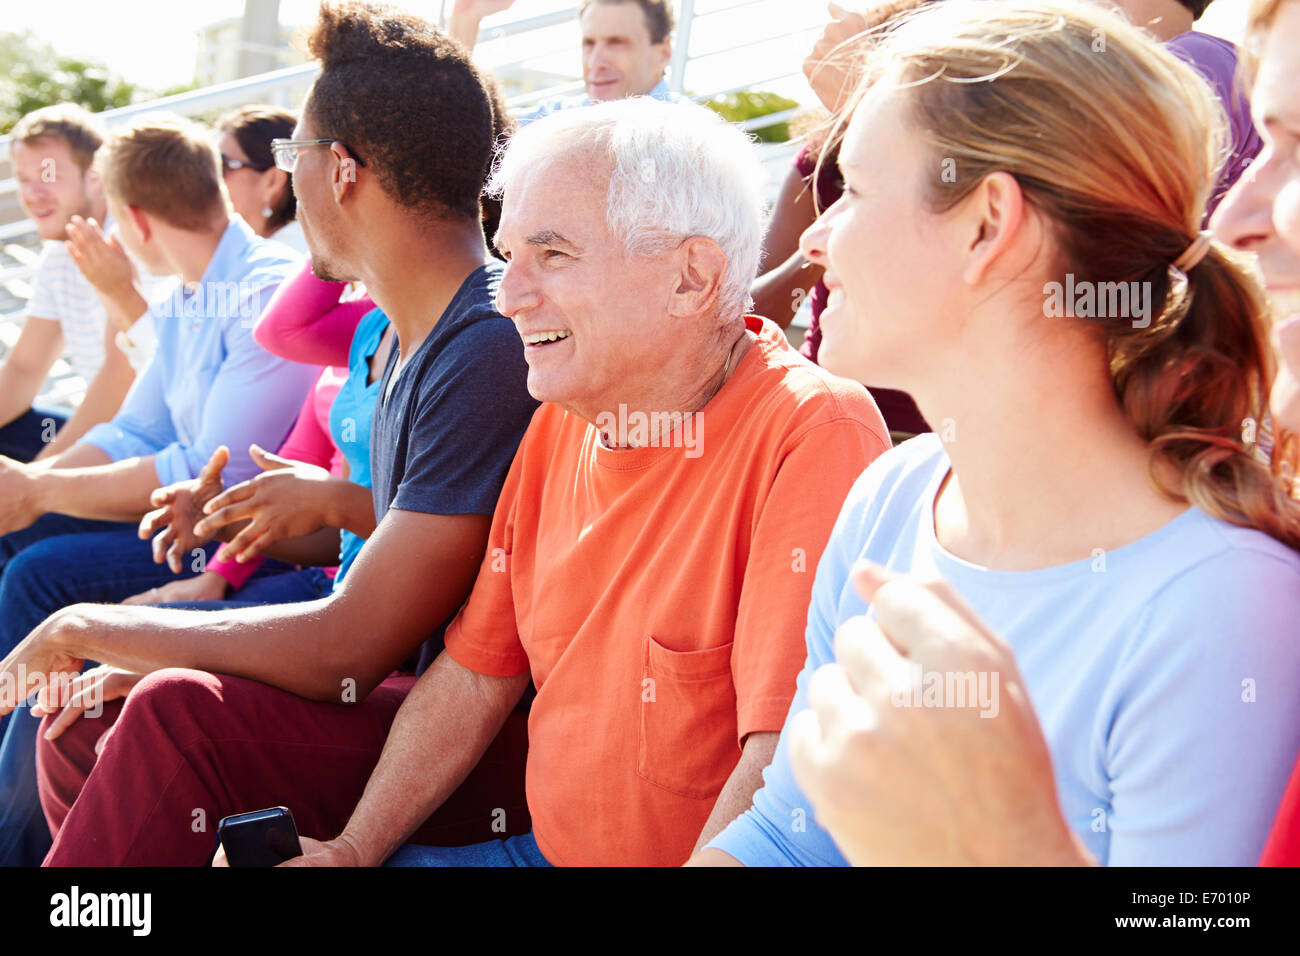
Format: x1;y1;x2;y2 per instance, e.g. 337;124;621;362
961;170;1026;287
263;167;290;212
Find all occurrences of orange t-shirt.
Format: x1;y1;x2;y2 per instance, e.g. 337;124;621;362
444;316;891;865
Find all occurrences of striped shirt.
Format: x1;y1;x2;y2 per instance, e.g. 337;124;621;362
24;234;107;383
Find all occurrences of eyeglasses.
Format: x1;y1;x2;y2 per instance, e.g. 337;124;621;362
270;138;368;173
221;154;273;174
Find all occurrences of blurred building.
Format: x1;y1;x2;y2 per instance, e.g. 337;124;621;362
196;0;304;86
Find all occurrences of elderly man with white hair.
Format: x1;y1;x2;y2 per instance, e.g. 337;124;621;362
11;97;889;868
273;97;891;867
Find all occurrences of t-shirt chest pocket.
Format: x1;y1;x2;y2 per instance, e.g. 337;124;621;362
637;633;738;800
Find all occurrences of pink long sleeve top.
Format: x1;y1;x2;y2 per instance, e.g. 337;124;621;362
253;258;376;368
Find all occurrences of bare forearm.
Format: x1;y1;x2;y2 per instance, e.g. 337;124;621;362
337;652;530;866
257;526;347;567
0;364;45;429
448;9;485;49
103;286;149;335
35;358;135;460
44;599;347;700
751;252;820;330
43;513;486;698
323;479;377;539
31;454;162;522
689;731;779;858
0;318;64;428
29;440;110;472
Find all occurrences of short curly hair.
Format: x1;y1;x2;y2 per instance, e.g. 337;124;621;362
304;1;500;223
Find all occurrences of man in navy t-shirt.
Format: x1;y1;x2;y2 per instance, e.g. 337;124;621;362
9;3;541;865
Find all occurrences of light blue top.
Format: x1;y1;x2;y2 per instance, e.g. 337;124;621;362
709;434;1300;866
326;306;388;585
516;78;682;125
83;218;316;487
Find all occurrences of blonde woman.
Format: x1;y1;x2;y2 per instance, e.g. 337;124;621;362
688;0;1300;866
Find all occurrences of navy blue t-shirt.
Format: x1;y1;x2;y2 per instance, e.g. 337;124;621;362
369;261;538;670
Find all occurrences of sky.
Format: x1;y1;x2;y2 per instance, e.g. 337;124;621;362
1;0;1252;100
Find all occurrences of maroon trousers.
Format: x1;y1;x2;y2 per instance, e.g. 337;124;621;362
36;669;530;866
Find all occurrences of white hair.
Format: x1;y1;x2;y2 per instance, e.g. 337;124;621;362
487;97;766;319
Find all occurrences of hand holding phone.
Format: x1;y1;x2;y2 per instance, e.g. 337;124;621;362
217;806;304;867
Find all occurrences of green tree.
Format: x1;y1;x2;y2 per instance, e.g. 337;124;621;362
0;31;140;132
701;90;800;143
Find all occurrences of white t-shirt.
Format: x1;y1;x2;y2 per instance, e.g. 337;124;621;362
24;236;107;383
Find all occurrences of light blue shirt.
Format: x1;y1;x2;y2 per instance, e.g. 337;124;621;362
709;434;1300;866
516;78;683;125
82;218;318;487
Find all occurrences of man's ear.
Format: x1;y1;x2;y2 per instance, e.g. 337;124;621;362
668;236;728;319
960;170;1025;287
655;37;672;74
126;204;152;244
329;141;360;204
84;163;104;199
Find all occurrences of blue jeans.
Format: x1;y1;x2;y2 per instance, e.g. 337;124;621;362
0;406;69;462
0;514;316;866
384;832;551;867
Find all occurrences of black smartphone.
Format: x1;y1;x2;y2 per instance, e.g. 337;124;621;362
217;806;304;867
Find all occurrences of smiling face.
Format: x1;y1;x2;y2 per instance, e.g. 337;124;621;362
493;147;684;414
798;82;961;388
580;2;672;102
1215;0;1300;432
12;136;100;240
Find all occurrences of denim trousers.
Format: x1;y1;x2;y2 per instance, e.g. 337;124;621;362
384;832;551;867
0;406;69;463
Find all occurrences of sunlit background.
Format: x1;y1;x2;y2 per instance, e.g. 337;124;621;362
0;0;1251;105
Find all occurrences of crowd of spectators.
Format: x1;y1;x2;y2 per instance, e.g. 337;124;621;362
0;0;1297;867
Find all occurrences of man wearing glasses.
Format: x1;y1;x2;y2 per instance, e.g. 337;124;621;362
16;1;539;865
